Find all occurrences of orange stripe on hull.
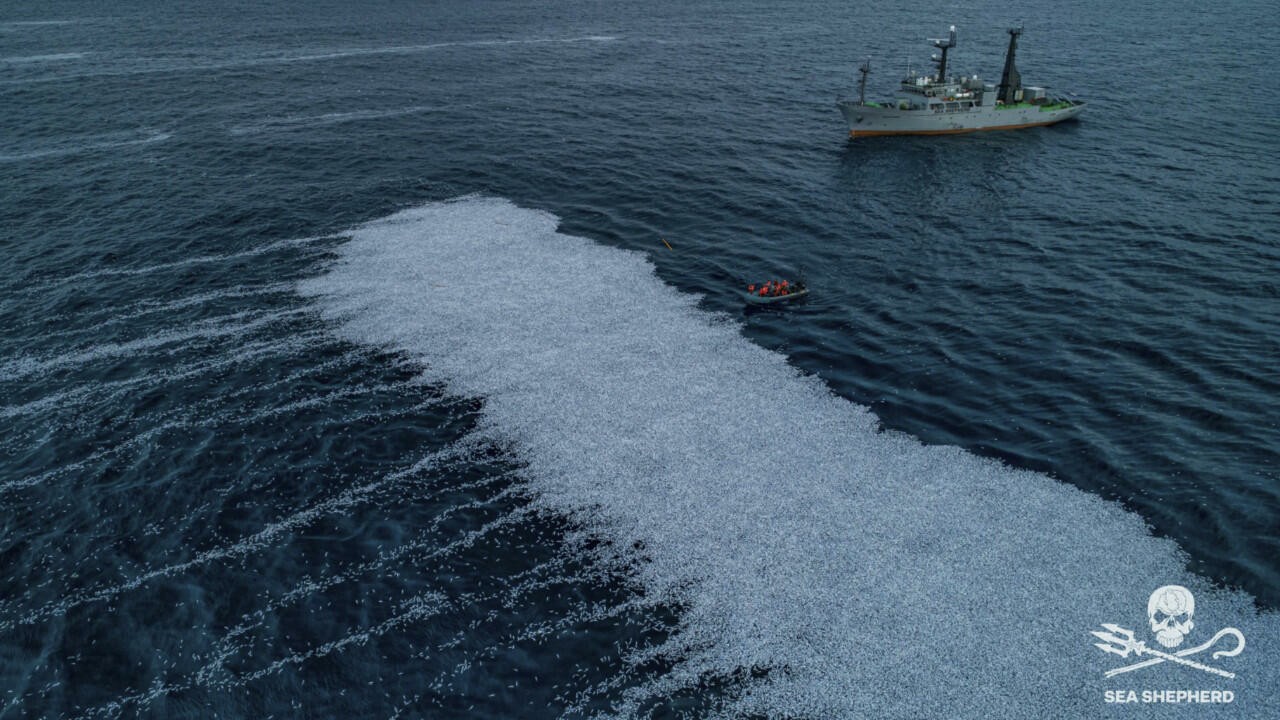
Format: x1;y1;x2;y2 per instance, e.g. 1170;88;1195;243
850;118;1067;137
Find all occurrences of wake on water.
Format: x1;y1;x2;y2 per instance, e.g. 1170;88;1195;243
0;129;170;163
299;197;1278;717
2;36;618;87
0;52;86;64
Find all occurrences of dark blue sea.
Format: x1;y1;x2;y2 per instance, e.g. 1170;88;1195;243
2;1;1278;717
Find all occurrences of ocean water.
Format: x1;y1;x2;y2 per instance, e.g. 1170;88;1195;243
2;1;1278;718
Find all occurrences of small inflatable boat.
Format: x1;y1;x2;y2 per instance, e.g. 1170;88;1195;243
744;281;808;304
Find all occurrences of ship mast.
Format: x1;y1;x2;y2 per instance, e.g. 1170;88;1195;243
997;27;1023;103
857;58;870;105
930;26;956;82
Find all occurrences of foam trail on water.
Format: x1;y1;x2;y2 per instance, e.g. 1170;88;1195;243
260;35;619;65
57;481;540;719
0;332;336;454
208;478;526;653
0;308;308;381
300;197;1280;718
68;589;452;719
4;35;619;86
0;446;462;632
229;105;450;135
0;362;394;497
0;52;85;64
12;281;294;340
0;129;170;162
0;21;78;34
29;236;338;291
0;20;77;27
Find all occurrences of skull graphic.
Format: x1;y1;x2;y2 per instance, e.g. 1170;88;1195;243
1147;585;1195;648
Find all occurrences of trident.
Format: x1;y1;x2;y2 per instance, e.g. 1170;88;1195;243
1092;624;1238;679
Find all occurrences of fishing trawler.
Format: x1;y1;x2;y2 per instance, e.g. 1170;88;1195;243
837;26;1084;137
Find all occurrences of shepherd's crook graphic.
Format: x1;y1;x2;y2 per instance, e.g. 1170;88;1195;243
1092;624;1242;679
1100;627;1246;679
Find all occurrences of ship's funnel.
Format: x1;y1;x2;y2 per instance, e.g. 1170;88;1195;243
998;27;1023;103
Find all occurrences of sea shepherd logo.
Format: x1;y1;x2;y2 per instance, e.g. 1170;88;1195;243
1094;585;1246;705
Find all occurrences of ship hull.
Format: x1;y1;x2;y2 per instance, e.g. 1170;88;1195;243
837;100;1084;137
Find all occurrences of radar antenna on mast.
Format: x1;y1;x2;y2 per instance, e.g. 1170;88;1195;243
857;57;871;105
998;26;1024;103
929;25;957;82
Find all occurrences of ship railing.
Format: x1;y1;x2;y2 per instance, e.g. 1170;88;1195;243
836;93;883;107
